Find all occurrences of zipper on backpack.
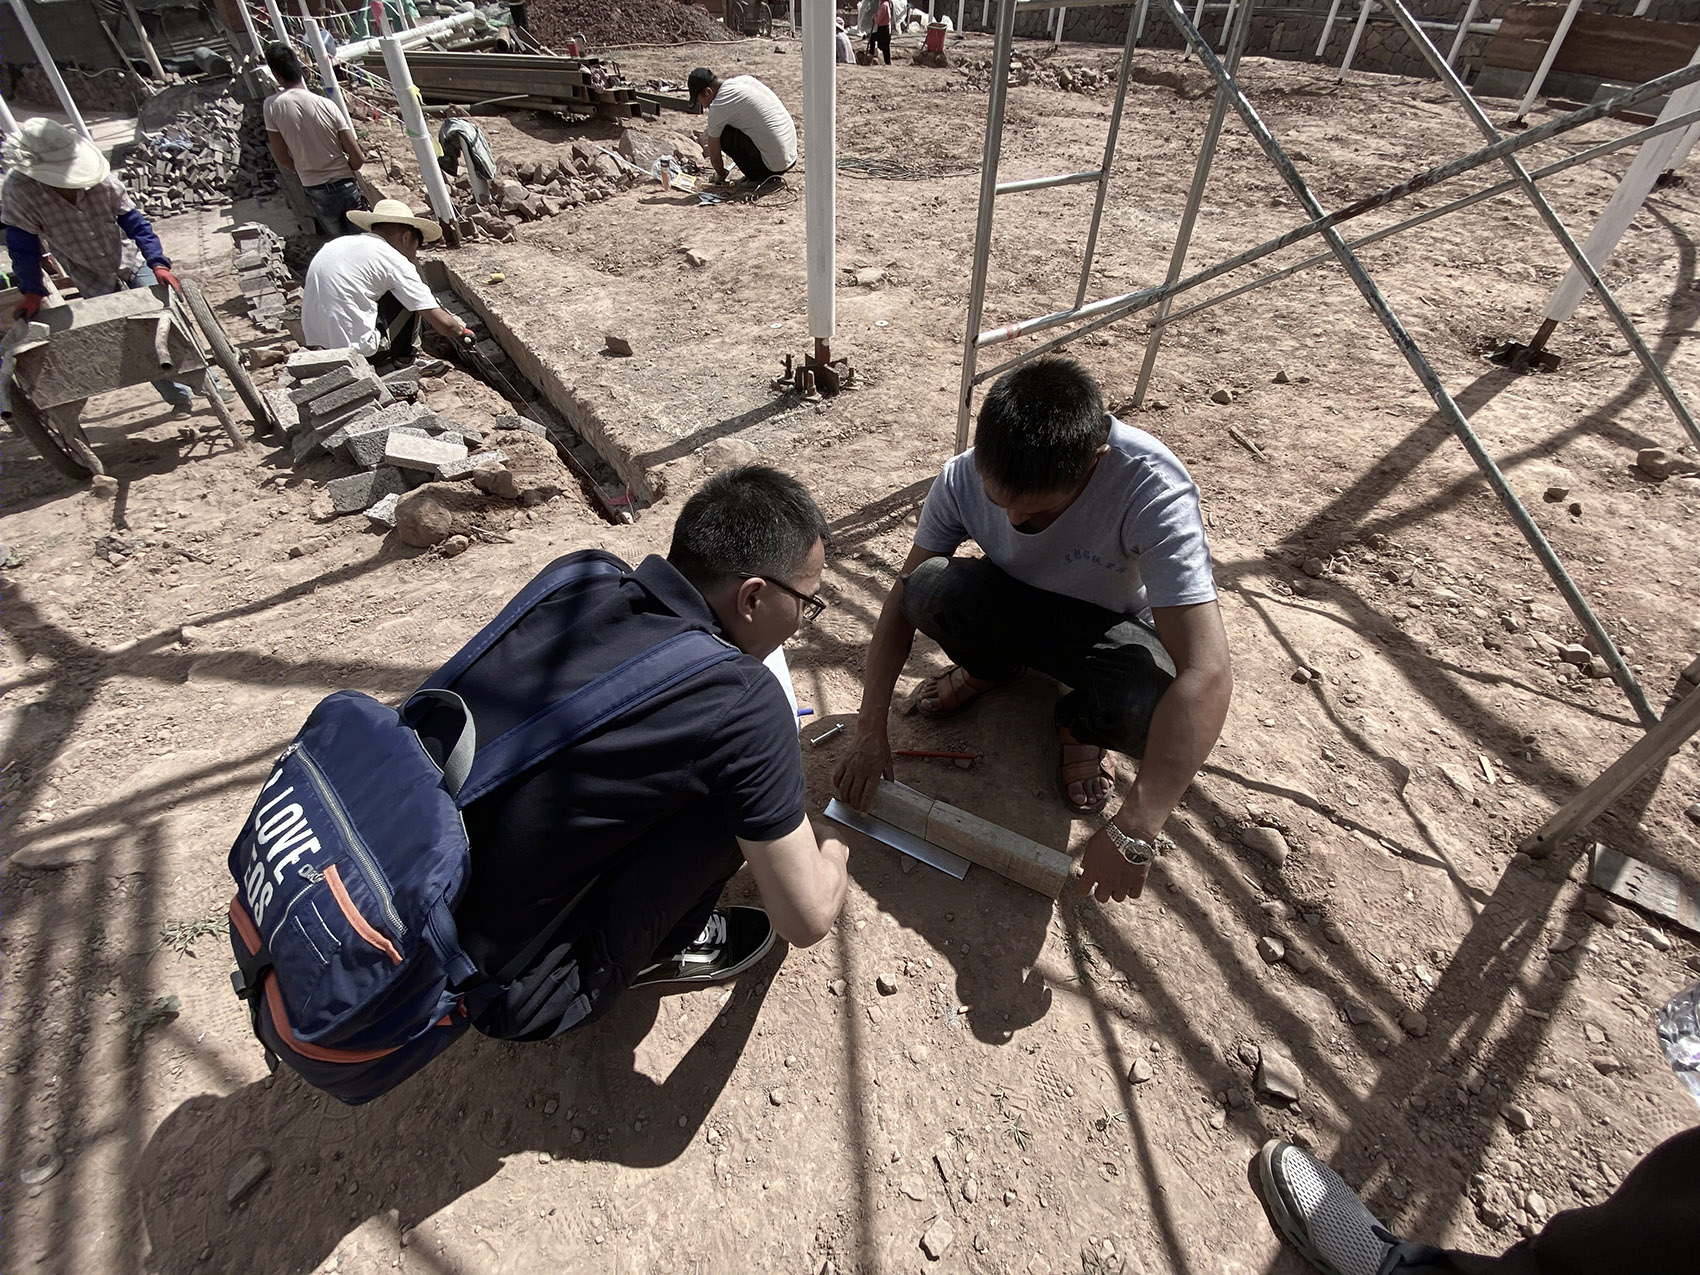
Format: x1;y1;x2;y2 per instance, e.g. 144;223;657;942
295;745;406;939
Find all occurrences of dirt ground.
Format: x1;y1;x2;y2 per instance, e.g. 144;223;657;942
4;30;1699;1275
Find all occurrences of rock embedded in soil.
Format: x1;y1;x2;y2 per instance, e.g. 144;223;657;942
604;334;634;357
877;973;899;995
1257;936;1285;964
1210;386;1233;404
1581;893;1619;926
1401;1010;1429;1038
393;489;456;548
1502;1103;1534;1132
1130;1059;1153;1084
1543;485;1569;502
1254;1047;1304;1103
1636;447;1677;479
920;1219;954;1260
1240;825;1289;866
963;1177;979;1203
226;1152;271;1207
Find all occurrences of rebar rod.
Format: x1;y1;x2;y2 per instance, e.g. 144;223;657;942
1074;14;1143;309
955;0;1022;453
1131;0;1254;404
1156;105;1700;330
1152;0;1657;728
1379;0;1700;452
975;57;1700;351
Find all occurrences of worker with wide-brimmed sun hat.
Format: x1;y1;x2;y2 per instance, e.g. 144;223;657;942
300;198;473;372
2;116;201;412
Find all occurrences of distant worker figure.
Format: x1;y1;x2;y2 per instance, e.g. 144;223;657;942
300;199;472;371
262;43;369;238
835;17;855;63
688;67;798;186
1;117;201;414
870;0;893;64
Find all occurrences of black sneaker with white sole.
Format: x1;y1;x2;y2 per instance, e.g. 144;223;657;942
630;906;776;990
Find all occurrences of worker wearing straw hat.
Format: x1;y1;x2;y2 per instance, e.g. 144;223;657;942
300;198;473;370
2;117;201;413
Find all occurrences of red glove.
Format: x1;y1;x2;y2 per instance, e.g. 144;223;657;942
152;266;182;292
12;293;44;321
459;328;477;347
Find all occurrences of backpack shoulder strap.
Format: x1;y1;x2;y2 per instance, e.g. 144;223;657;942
420;552;627;693
454;629;739;808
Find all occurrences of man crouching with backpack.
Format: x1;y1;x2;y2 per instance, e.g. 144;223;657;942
440;465;849;1041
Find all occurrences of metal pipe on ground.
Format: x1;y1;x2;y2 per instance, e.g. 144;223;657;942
1151;0;1658;729
5;0;92;141
378;34;460;239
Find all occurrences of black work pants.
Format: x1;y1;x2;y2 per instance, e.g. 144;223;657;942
373;291;421;363
719;126;786;183
900;556;1176;756
870;24;891;62
471;806;743;1042
1386;1127;1700;1273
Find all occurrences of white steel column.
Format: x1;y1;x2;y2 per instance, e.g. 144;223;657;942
1220;0;1237;50
1339;0;1373;80
1054;6;1066;46
958;0;966;29
303;17;353;127
379;34;457;225
5;0;91;140
0;94;18;134
120;0;170;80
1134;0;1149;43
804;0;836;349
235;0;266;56
1514;0;1582;121
1544;44;1700;323
1314;0;1344;57
262;0;289;43
1445;0;1479;68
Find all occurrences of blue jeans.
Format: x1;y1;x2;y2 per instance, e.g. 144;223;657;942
304;177;368;238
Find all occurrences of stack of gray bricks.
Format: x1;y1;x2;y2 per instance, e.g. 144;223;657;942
272;347;509;525
230;223;296;333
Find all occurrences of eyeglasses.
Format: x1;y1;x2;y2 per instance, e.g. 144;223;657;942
742;575;827;624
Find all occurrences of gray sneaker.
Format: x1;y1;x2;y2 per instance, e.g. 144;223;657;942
1258;1140;1402;1275
630;906;775;990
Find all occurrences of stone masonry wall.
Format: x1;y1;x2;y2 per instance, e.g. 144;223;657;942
945;1;1700;82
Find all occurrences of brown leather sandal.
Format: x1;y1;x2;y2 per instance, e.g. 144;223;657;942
1057;736;1118;814
910;664;1020;719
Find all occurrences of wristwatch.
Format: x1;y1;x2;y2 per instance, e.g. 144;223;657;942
1102;821;1156;867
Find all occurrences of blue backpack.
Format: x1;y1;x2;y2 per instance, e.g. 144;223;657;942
227;554;738;1104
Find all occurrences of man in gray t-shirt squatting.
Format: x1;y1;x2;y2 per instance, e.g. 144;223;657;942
834;357;1233;905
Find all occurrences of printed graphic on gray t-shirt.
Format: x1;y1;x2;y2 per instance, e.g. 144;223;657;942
913;417;1217;625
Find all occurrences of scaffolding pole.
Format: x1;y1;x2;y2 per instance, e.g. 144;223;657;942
1150;0;1657;728
1513;0;1581;123
1379;0;1700;453
1445;0;1479;69
1155;105;1700;332
975;60;1700;353
0;94;16;134
955;0;1021;452
1075;13;1144;309
1540;44;1700;327
303;17;354;128
6;0;92;141
1315;0;1345;57
1339;0;1373;80
121;0;170;81
378;34;459;233
1131;0;1254;405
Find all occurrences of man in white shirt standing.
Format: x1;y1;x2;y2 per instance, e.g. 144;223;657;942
300;200;473;370
688;67;798;185
263;44;368;238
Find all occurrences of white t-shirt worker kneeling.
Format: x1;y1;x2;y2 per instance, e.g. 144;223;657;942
301;232;439;356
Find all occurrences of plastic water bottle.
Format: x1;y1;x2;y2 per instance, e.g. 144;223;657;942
1656;982;1700;1107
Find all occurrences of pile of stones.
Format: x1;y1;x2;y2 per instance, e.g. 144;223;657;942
229;223;296;333
116;91;278;215
455;138;679;240
955;54;1112;94
268;348;520;529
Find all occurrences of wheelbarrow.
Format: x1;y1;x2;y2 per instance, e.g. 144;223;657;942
1;276;274;480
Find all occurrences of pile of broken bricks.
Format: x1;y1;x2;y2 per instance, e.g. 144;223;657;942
229;223;296;333
268;347;532;532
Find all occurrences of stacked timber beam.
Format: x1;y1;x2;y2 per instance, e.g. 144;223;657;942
357;50;669;120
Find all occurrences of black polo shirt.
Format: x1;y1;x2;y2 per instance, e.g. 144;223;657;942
435;551;806;976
